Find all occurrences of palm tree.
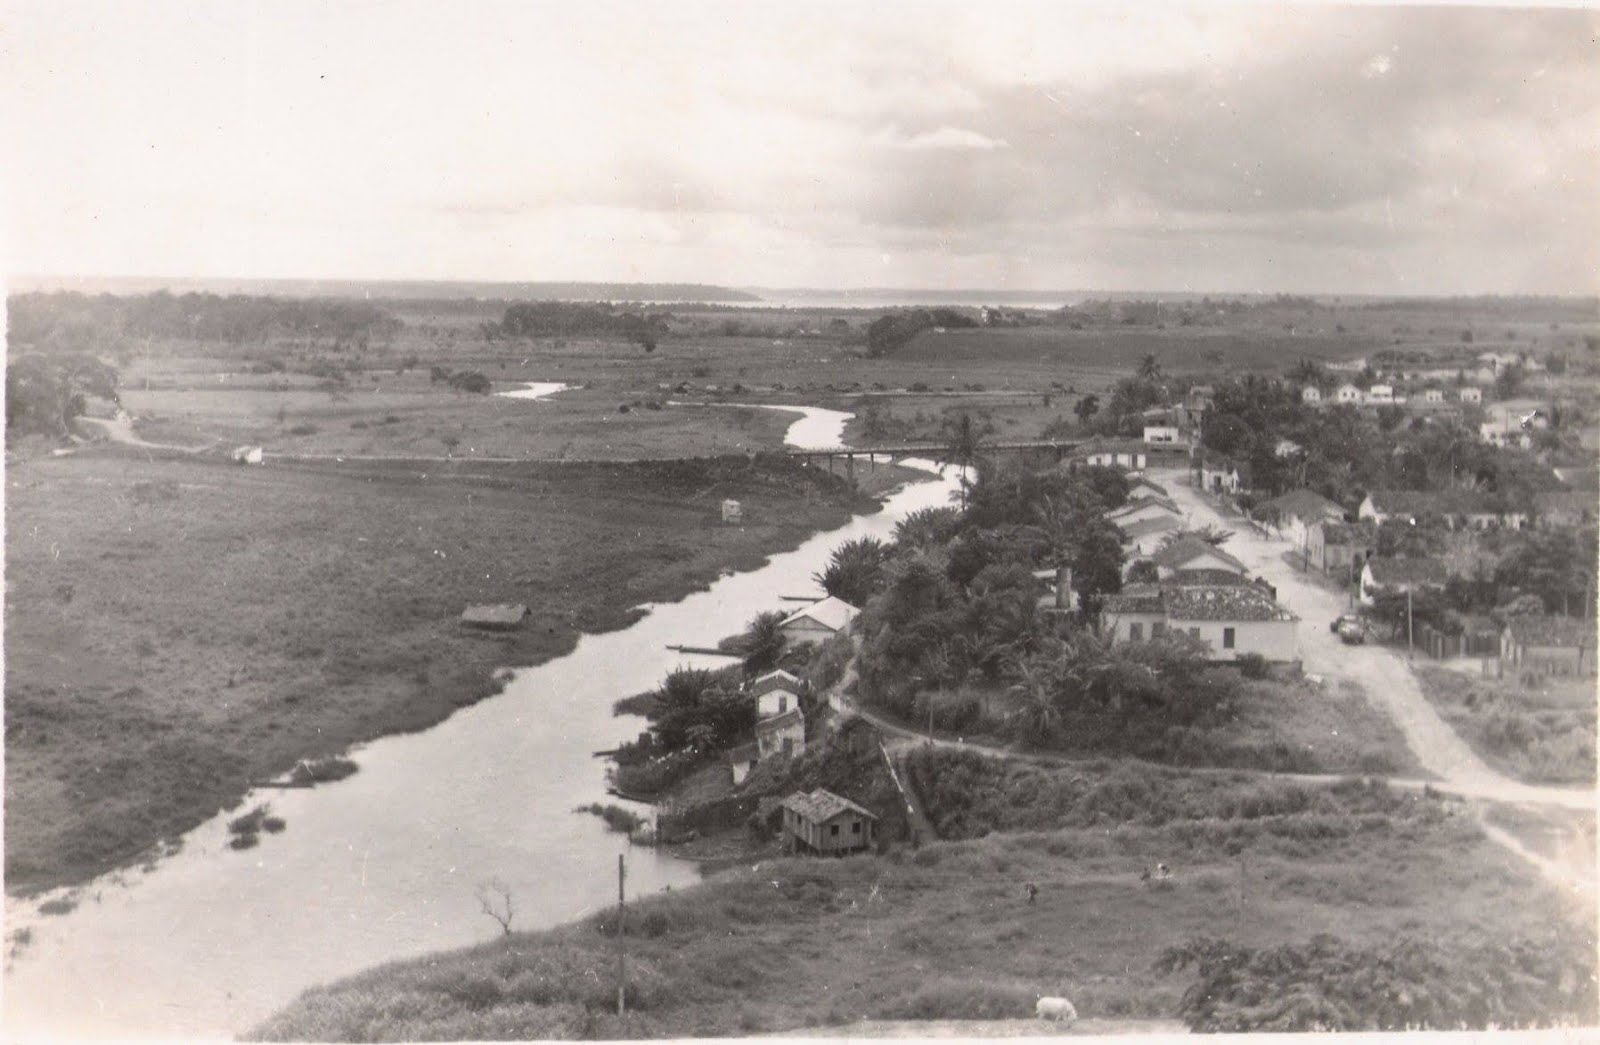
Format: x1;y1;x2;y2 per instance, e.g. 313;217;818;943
1005;657;1062;740
938;412;991;508
1137;353;1163;381
742;611;787;675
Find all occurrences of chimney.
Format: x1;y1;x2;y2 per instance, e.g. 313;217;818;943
1055;565;1073;609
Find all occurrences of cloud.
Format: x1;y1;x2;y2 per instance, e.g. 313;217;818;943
872;126;1009;151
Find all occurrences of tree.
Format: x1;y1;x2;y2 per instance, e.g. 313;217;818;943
475;879;515;936
1137;353;1163;380
1127;559;1159;584
741;611;786;675
938;412;992;508
1494;363;1525;400
815;536;891;607
1073;394;1100;425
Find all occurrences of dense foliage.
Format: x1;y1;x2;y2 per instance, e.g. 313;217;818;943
6;352;120;438
9;291;401;349
864;308;978;356
1158;931;1597;1031
495;301;668;344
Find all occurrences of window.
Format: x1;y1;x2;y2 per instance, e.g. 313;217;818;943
852;821;861;834
778;695;787;713
1189;627;1201;640
1151;622;1166;639
831;824;840;837
1128;622;1143;641
1223;627;1236;649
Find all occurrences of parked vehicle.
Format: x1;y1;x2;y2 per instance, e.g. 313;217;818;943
1333;615;1366;644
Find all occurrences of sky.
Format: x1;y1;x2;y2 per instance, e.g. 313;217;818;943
3;1;1597;295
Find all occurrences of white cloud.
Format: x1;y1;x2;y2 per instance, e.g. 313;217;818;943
872;126;1010;151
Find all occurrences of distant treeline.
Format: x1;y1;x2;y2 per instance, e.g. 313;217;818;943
865;308;980;356
7;291;403;349
490;301;671;345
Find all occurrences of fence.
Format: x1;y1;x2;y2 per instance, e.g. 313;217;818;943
1415;622;1500;660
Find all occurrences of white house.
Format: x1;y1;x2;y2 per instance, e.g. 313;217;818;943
1334;383;1363;404
1301;386;1323;405
721;499;744;524
1102;583;1300;662
779;596;859;647
1076;439;1148;471
1479;416;1533;450
750;669;802;719
1365;384;1395;405
1257;488;1344;548
754;707;805;759
1196;456;1247;494
727;742;759;785
1422;388;1446;404
1459;387;1483;404
1143;424;1182;446
1273;438;1304;459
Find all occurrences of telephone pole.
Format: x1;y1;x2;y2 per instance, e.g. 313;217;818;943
1406;588;1414;662
616;853;627;1017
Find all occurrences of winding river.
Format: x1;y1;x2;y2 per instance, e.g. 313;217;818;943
4;406;958;1038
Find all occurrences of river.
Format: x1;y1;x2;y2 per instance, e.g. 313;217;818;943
3;407;959;1039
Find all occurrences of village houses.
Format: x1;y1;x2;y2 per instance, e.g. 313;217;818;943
1459;386;1482;404
1073;438;1148;471
1257;488;1345;548
1300;385;1322;405
1194;454;1248;495
1358;490;1529;531
1500;615;1595;678
1143;536;1249;579
1334;383;1363;404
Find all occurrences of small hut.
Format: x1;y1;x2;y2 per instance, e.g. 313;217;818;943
460;604;529;630
721;499;744;524
232;446;264;465
781;789;877;855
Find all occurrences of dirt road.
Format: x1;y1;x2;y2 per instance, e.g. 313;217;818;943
1149;468;1592;813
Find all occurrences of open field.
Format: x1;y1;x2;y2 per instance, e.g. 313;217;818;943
3;447;894;895
252;755;1591;1040
1414;665;1596;786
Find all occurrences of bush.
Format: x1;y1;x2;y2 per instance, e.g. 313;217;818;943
1235;653;1270;680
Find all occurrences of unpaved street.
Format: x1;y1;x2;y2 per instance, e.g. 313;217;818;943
1150;468;1593;813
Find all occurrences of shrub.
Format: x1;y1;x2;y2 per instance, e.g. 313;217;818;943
1235;653;1270;680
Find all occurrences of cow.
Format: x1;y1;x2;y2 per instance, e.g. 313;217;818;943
1035;996;1078;1024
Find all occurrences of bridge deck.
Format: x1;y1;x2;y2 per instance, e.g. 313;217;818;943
787;440;1082;459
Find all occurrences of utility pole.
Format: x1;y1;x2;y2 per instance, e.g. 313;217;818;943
1406;588;1414;662
616;853;627;1017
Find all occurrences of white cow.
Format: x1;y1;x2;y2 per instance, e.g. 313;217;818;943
1035;996;1078;1024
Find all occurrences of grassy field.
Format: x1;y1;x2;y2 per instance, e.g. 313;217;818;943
3;447;894;895
1414;666;1595;785
251;750;1589;1040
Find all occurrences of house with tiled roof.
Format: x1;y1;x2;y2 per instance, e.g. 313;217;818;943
1072;438;1148;471
750;669;803;719
1358;490;1527;531
1148;536;1248;578
1257;488;1345;547
1107;494;1182;527
1358;556;1449;605
1306;520;1376;578
781;789;877;855
1501;615;1595;677
1102;583;1299;662
1194;454;1249;495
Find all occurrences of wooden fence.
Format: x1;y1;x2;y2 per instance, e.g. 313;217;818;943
1415;622;1500;660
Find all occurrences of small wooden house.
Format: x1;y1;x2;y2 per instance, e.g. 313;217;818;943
460;604;529;630
781;789;877;855
721;499;743;524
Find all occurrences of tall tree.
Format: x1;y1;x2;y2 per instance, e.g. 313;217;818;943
939;412;992;508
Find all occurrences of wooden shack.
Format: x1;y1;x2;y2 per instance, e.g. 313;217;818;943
721;499;743;524
781;788;877;855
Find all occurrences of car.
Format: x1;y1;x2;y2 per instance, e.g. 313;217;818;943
1334;616;1366;644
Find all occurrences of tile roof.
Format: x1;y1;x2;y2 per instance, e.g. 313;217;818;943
1366;489;1498;518
1151;537;1247;573
1503;615;1595;649
754;707;804;734
1167;568;1252;586
1118;515;1182;540
750;670;802;698
1263;488;1344;522
1129;477;1168;496
781;788;877;823
780;596;858;633
1318;521;1376;545
1364;557;1449;587
1162;584;1298;622
1102;583;1166;615
1109;494;1180;519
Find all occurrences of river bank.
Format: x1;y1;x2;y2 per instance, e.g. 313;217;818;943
3;446;909;898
